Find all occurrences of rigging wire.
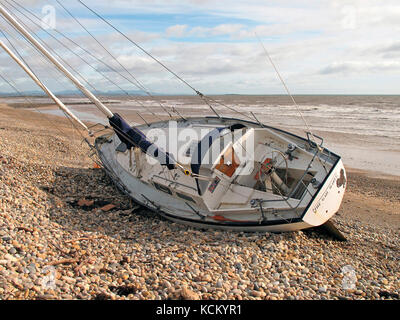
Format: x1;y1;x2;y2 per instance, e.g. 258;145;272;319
0;33;102;166
0;67;99;165
2;5;153;132
1;0;105;96
54;0;175;119
6;16;102;97
7;0;254;123
0;26;91;140
4;0;165;122
78;0;201;97
0;26;182;174
6;0;167;118
1;2;180;171
0;68;79;140
0;19;72;94
77;0;256;122
0;4;183;172
256;33;328;173
255;33;321;149
0;15;104;162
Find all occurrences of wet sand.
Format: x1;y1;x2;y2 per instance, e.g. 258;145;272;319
0;102;399;300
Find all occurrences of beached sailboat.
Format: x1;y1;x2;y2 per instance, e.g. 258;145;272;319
0;3;347;235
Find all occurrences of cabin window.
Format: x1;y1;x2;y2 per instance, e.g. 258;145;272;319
153;183;172;195
215;146;240;177
176;192;195;203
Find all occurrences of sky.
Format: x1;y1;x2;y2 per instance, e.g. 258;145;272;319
0;0;399;95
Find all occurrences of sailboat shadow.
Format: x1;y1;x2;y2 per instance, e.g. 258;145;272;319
44;166;238;244
43;165;346;250
44;166;292;248
43;166;160;237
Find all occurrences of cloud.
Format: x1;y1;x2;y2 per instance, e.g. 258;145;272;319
165;24;188;38
383;42;400;53
165;23;245;38
374;41;400;59
319;61;400;75
2;0;400;94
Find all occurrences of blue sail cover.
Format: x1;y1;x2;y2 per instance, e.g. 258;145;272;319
191;127;227;195
109;113;176;170
191;127;226;175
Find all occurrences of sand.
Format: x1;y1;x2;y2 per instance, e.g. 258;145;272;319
0;102;399;300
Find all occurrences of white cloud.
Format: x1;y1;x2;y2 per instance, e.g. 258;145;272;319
165;24;187;38
319;61;400;75
1;0;400;94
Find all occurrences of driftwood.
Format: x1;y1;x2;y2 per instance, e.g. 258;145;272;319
48;241;71;257
65;235;104;243
48;258;79;266
16;226;34;233
45;234;103;269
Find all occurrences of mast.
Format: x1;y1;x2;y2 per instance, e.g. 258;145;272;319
0;4;178;170
0;4;113;119
0;39;89;133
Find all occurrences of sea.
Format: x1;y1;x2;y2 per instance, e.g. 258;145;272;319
2;94;400;176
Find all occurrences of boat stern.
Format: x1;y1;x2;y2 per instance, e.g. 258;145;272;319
302;159;347;227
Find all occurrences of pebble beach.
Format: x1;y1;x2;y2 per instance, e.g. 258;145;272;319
0;102;399;300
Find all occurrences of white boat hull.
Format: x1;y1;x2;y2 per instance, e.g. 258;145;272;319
95;117;346;233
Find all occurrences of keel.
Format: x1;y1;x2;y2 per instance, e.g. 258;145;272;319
317;219;347;241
